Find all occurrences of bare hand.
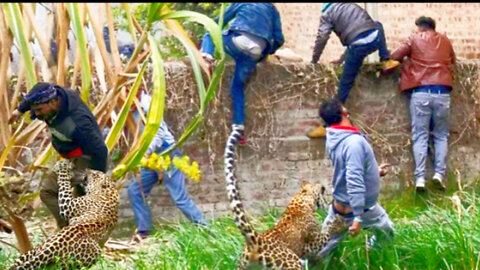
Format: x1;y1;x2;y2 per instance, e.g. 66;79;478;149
8;109;22;124
348;220;362;235
379;163;391;177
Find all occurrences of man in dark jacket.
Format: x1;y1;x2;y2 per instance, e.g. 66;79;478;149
308;3;400;139
9;82;108;228
200;3;284;146
390;16;455;192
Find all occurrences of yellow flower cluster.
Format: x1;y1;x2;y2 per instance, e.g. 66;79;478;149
140;153;202;182
172;156;202;183
140;153;171;171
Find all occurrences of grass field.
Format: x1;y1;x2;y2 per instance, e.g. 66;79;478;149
2;175;480;270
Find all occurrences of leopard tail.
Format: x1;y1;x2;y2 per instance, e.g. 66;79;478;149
224;125;258;246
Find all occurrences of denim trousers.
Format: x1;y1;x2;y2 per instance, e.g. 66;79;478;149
204;31;260;125
318;203;394;257
337;22;390;103
409;91;451;180
128;165;208;234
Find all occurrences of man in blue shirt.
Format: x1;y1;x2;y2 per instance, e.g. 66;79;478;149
317;98;394;256
128;91;208;241
200;3;284;146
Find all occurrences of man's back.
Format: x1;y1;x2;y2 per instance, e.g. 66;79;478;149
408;31;454;65
392;30;455;91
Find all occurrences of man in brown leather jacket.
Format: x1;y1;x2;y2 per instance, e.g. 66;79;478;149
390;16;456;192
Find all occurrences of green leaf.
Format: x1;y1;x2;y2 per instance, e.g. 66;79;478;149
113;33;166;179
66;3;92;105
2;3;37;89
105;61;148;150
160;10;225;59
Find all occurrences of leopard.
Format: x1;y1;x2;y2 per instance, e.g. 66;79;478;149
224;124;346;270
10;159;119;270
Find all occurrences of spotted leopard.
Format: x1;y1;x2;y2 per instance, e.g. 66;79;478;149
10;159;119;270
224;125;346;269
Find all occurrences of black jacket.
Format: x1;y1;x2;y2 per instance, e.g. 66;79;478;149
18;87;108;172
311;3;378;63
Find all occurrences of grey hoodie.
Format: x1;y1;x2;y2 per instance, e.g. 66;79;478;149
325;126;380;217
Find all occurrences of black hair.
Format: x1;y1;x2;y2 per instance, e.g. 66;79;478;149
415;16;436;30
319;98;343;126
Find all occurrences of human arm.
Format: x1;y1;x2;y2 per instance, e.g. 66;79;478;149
8;97;32;124
390;36;412;62
311;13;334;64
145;121;168;156
343;139;367;235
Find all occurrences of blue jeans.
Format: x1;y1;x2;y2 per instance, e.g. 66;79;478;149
128;159;208;234
337;22;390;103
202;31;260;125
318;203;394;257
410;89;451;180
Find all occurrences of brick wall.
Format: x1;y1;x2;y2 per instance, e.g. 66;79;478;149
274;3;480;62
116;59;480;225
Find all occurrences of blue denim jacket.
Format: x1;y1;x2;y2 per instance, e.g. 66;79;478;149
201;3;284;59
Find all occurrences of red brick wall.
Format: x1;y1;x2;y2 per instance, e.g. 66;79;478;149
274;3;480;62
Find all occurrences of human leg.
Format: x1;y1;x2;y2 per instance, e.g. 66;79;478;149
410;92;433;188
40;158;88;229
372;21;400;72
224;32;259;126
362;203;394;249
337;44;373;103
163;167;208;225
374;22;390;61
40;170;69;229
431;93;451;189
127;168;160;234
317;205;350;257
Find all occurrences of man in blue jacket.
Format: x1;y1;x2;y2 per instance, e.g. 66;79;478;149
9;82;108;229
317;98;394;256
200;3;284;146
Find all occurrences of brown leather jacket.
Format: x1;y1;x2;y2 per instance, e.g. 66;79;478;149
391;30;456;92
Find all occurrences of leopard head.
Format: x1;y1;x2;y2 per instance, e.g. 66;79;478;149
299;181;330;211
53;159;75;180
328;214;347;234
85;169;116;194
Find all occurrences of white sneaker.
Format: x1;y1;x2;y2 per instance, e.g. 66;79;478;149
432;173;446;191
415;177;426;192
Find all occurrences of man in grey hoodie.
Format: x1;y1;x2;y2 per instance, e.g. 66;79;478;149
317;98;394;257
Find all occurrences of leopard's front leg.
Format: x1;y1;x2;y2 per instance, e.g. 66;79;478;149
54;160;76;220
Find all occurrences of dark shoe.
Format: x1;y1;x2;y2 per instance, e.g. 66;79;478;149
432;173;446;191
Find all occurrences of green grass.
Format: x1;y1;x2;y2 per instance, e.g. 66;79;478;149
2;177;480;270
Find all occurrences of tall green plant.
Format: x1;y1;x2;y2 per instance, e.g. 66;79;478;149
66;3;92;105
112;4;226;178
112;34;165;179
